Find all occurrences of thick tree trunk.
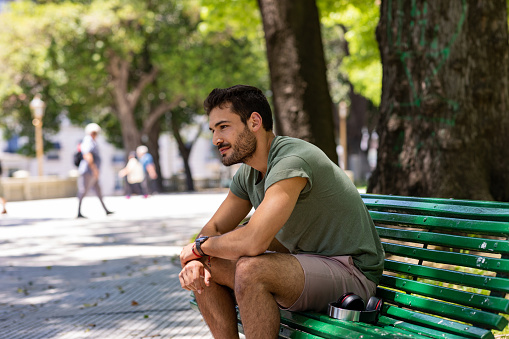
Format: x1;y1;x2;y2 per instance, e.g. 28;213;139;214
258;0;338;163
370;0;509;201
118;111;142;154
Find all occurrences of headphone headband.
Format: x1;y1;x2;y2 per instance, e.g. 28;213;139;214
327;293;383;324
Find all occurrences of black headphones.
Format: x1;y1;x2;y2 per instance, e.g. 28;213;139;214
327;292;383;324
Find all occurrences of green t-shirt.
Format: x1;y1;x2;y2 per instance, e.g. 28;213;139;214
230;136;384;284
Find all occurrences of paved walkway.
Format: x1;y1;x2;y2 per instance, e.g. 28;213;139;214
0;191;231;339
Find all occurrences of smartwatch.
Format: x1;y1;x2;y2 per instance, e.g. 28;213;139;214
195;236;209;256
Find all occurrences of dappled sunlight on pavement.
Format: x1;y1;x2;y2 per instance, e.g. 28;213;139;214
0;192;229;338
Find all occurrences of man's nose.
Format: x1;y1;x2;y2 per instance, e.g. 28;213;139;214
214;136;223;146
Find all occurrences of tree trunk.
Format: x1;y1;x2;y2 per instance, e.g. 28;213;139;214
170;114;195;192
369;0;509;201
257;0;338;163
146;121;163;193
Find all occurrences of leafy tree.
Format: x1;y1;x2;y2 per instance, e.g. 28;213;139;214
0;0;268;191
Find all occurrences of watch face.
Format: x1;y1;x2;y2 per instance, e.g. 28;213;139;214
196;236;208;243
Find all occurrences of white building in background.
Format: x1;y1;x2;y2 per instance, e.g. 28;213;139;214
0;115;227;196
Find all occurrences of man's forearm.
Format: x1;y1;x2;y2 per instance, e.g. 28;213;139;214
200;225;270;260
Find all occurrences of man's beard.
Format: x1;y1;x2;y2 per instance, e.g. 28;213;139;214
220;126;257;166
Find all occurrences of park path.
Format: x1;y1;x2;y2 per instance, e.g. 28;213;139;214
0;192;230;339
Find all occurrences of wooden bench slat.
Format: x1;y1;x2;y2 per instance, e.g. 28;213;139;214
379;275;509;314
376;226;509;255
382;242;509;273
363;197;509;222
370;211;509;237
278;324;324;338
378;288;508;331
380;299;496;339
279;310;383;339
298;311;435;338
362;194;509;211
378;316;476;339
384;259;509;294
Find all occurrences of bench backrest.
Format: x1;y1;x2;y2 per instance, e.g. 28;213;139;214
361;194;509;339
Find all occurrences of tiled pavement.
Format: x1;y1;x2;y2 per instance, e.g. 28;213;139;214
0;192;231;339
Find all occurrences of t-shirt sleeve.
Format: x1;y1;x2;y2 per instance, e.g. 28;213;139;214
80;137;93;154
265;156;312;194
229;165;250;201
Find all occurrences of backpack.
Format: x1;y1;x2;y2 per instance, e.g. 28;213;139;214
73;150;83;167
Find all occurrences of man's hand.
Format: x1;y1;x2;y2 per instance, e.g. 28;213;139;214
180;242;202;267
178;259;211;294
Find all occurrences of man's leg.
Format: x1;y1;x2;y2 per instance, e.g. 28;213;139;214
77;174;92;218
234;253;305;339
92;180;112;214
195;257;240;339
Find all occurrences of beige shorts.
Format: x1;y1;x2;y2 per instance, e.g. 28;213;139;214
282;254;376;313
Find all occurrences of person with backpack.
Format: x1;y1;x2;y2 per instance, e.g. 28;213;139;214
76;123;113;218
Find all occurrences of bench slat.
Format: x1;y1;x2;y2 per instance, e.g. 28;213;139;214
279;310;383;339
378;288;508;331
384;259;509;294
297;311;432;339
363;197;509;222
362;194;509;210
380;275;509;313
378;316;475;339
376;226;509;255
278;324;324;338
382;242;509;273
370;211;509;237
379;293;496;339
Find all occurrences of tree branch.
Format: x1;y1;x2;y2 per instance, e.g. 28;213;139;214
142;95;183;136
128;67;159;110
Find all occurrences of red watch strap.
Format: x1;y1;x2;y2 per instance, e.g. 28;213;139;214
192;244;203;258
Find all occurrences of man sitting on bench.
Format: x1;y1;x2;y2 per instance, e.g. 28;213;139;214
179;85;385;338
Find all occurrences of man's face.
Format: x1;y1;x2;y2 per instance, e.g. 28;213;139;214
209;106;256;166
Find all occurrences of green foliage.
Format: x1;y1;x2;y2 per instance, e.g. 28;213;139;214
319;0;382;106
0;0;268;152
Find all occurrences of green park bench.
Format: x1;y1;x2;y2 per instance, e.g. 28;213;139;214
190;193;509;338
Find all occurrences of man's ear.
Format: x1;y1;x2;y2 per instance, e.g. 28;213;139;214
249;112;263;132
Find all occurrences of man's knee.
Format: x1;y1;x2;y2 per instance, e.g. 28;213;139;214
234;256;266;297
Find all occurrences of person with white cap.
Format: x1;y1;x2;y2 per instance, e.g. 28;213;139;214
76;123;113;218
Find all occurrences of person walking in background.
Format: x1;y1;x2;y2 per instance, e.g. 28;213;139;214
136;145;158;196
0;160;6;214
118;151;146;198
77;123;113;218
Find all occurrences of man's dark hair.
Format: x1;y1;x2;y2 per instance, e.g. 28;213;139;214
204;85;273;131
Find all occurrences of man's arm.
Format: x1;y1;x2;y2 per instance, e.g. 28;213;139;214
179;190;251;267
184;176;307;262
198;190;253;237
83;152;99;178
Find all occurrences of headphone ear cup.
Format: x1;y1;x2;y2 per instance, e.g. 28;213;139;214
365;297;381;311
339;292;365;311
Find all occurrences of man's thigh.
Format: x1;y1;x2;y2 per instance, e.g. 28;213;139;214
234;253;305;309
285;254;377;313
